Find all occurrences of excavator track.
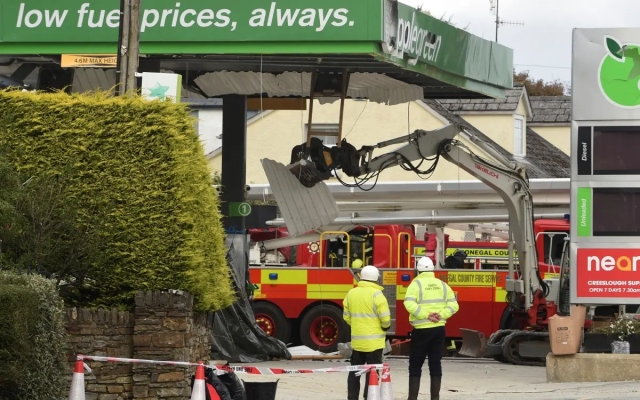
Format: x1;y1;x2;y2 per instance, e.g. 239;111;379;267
486;329;517;363
502;331;549;367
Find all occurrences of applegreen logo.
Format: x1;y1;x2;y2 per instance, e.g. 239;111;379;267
598;36;640;108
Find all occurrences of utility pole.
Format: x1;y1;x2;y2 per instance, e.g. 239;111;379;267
115;0;141;95
489;0;523;43
494;0;499;42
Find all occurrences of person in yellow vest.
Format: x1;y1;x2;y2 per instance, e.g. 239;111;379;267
343;265;391;400
351;257;363;269
403;257;459;400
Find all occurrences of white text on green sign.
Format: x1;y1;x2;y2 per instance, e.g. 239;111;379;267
395;5;442;64
10;1;379;41
230;202;252;217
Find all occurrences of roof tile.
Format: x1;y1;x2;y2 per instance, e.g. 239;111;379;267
436;87;523;112
421;100;570;179
528;96;572;124
525;127;570;178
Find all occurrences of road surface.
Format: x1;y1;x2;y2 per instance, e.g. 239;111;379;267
230;357;640;399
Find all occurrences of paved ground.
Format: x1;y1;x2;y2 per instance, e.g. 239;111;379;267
230;357;640;399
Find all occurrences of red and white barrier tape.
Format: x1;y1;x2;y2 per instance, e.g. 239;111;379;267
78;355;201;368
77;355;383;376
215;364;383;376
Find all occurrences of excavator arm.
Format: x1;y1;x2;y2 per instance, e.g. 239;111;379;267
438;140;545;310
273;123;548;311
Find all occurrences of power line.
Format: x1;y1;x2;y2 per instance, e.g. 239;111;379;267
514;63;571;70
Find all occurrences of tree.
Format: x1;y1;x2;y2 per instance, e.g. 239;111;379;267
0;157;103;305
514;70;568;96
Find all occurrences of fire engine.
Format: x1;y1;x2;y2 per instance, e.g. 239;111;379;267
248;217;570;354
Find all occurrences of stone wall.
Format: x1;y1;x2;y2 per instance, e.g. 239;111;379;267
66;308;134;399
66;291;213;400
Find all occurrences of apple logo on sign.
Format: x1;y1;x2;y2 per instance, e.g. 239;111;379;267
598;35;640;108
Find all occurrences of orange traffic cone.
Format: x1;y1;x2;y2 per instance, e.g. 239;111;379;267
68;359;85;400
190;362;206;400
380;363;393;400
366;366;381;400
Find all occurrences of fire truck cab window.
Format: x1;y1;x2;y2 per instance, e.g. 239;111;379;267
323;230;372;268
325;239;344;268
542;232;568;265
350;233;371;265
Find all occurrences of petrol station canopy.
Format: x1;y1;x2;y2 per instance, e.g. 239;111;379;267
0;0;514;102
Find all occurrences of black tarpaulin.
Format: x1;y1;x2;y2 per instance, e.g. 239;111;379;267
210;239;291;363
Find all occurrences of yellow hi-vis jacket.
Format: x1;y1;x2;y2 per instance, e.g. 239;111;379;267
403;272;459;329
343;280;392;352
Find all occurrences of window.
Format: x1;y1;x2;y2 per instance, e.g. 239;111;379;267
513;115;525;157
542;231;569;265
305;123;340;147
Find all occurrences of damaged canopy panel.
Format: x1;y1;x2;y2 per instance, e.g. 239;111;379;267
261;158;340;237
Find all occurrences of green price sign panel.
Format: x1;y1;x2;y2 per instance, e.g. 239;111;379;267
229;202;252;217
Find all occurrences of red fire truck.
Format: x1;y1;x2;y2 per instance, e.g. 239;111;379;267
248;218;569;353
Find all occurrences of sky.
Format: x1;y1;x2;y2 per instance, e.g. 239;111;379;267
401;0;640;87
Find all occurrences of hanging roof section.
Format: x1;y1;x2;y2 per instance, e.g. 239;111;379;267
0;0;513;100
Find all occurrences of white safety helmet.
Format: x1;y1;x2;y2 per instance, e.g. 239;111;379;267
416;257;435;272
360;265;380;282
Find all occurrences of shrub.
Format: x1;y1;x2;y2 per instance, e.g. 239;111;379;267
0;271;67;400
0;90;233;311
591;315;640;341
0;156;87;280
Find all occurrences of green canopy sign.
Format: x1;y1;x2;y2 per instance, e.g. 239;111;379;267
378;3;513;91
2;0;383;52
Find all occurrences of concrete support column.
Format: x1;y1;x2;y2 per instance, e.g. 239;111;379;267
220;95;247;232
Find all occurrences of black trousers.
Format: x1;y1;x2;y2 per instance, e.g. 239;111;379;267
408;326;446;378
347;348;383;400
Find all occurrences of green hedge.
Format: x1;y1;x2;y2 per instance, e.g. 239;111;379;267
0;90;233;311
0;271;67;400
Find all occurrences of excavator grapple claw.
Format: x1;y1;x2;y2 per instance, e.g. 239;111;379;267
458;328;487;358
287;159;331;188
261;158;340;237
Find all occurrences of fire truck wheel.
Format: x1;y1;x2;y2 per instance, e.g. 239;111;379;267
299;305;349;353
253;302;291;344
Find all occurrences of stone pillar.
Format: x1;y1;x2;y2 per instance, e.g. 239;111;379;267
65;308;134;400
131;292;211;399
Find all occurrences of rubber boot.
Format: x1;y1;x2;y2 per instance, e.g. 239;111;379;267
407;376;420;400
430;376;441;400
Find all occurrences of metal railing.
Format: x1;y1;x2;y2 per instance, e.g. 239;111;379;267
319;231;350;268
